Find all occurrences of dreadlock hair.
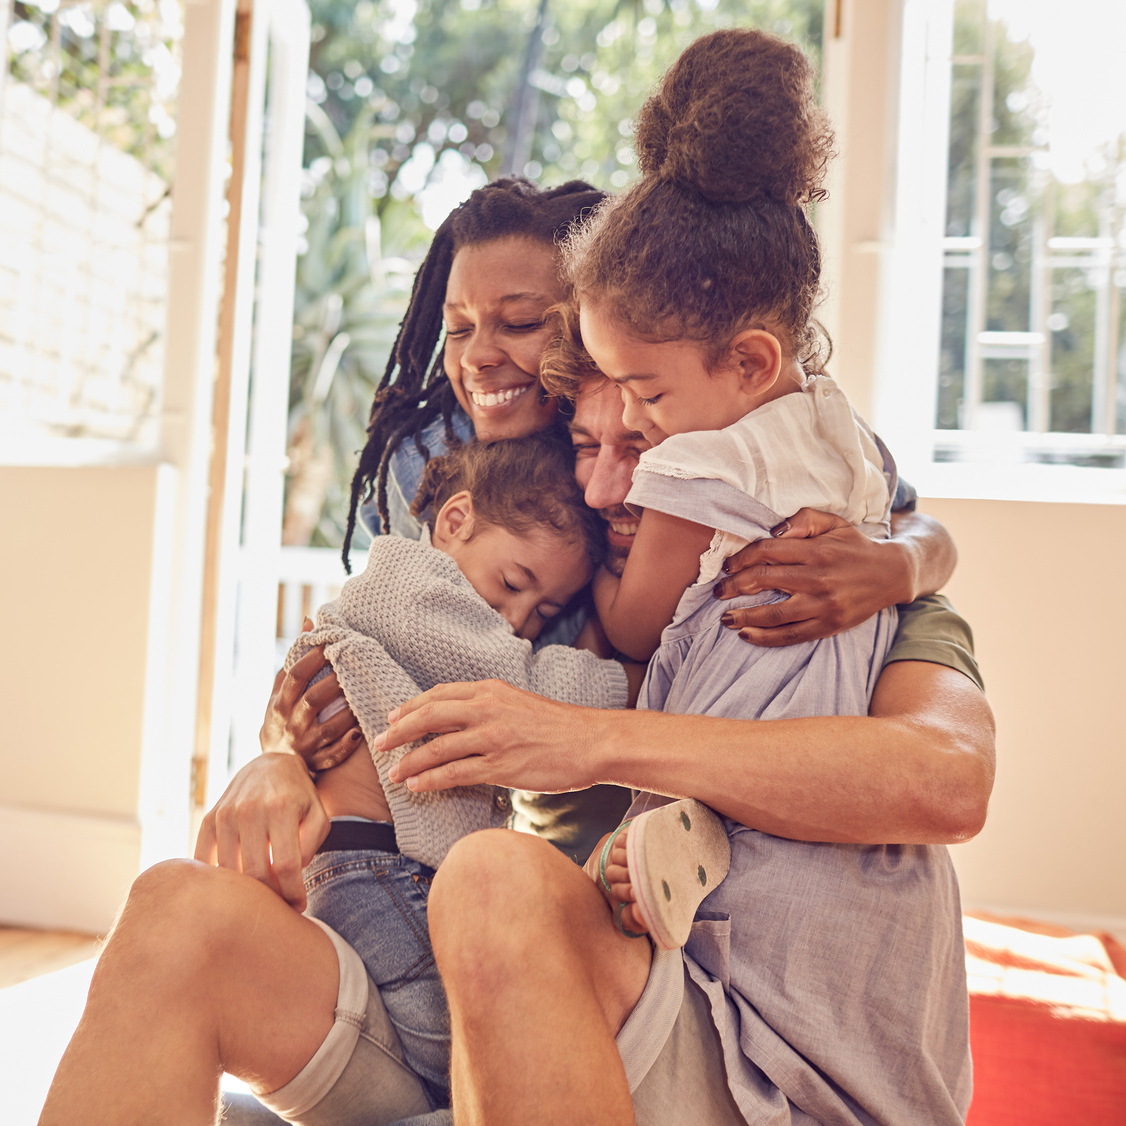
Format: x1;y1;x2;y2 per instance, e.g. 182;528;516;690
562;29;835;372
411;431;608;573
342;177;606;569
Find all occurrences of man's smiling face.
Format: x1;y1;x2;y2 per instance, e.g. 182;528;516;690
568;378;652;576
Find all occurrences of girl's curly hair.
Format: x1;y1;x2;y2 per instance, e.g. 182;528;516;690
562;29;835;370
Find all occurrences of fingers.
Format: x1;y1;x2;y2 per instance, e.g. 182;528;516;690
194;812;218;865
716;508;853;596
713;561;819;600
730;620;825;648
769;507;850;539
280;645;330;708
194;756;322;910
719;598;832;647
298;803;332;870
387;681;487;722
306;726;365;771
378;682;490;755
388;736;487;791
302;668;345;711
266;808;311;911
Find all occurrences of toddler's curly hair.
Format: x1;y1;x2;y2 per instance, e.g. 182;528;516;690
412;431;607;571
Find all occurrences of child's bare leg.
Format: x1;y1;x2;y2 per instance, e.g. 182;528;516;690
587;799;732;952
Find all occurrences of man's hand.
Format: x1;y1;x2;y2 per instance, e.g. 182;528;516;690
712;508;913;646
262;621;364;770
375;680;606;796
194;754;330;910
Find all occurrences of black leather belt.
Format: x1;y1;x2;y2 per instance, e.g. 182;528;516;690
316;820;399;855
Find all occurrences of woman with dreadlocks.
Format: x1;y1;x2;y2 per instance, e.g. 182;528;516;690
343;177;605;554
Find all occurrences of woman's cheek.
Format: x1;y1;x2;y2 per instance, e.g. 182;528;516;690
517;328;555;379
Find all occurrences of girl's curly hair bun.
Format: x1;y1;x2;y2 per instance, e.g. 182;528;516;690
634;28;834;207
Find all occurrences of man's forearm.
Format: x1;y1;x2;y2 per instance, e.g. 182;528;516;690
586;662;993;845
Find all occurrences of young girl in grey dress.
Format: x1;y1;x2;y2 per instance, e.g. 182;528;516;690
559;28;972;1125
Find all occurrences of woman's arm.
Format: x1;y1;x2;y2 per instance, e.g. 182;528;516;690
713;507;957;646
593;509;714;660
376;660;993;845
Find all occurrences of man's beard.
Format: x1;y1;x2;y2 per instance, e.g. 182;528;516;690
600;505;635;576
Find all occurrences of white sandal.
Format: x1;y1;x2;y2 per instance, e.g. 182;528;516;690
624;799;731;951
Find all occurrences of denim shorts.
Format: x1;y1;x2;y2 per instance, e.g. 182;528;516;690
302;840;450;1106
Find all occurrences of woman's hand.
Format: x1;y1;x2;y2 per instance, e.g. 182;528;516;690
194;753;329;911
261;621;364;770
376;680;607;796
712;507;943;646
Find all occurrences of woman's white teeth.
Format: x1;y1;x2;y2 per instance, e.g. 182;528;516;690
610;522;639;536
471;385;530;407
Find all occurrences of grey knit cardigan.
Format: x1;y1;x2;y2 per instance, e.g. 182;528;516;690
286;534;628;869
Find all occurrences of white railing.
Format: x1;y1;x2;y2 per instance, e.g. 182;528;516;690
274;544;368;660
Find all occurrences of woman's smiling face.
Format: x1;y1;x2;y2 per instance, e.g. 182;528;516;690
442;236;564;441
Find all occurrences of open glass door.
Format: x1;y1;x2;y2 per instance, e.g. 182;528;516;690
195;0;310;817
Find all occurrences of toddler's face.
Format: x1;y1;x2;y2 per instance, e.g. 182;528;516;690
439;518;592;642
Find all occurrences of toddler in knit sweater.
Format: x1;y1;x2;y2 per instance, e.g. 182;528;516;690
286;432;637;1104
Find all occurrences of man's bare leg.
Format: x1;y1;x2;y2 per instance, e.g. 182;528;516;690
428;830;652;1126
38;859;339;1126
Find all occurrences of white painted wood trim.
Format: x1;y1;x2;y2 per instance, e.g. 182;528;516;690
0;807;140;935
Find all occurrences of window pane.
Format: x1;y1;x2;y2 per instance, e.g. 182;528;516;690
945;63;980;237
952;0;986;57
1048;267;1095;433
987;157;1034;333
938;266;970;429
0;0;181;451
981;357;1028;427
933;0;1126;460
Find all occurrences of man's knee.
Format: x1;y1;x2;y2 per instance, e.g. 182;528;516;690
431;830;559;929
104;859;258;987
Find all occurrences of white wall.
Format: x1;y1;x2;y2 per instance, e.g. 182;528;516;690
926;497;1126;924
0;465;180;934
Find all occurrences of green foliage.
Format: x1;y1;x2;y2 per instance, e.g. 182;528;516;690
6;0;181;180
285;0;825;545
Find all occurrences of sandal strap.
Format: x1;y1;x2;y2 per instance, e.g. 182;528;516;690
598;819;633;893
614;899;649;941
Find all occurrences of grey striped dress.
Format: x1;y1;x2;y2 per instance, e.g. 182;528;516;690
623;389;971;1124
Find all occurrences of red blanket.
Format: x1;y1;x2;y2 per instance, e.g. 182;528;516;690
964;912;1126;1125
